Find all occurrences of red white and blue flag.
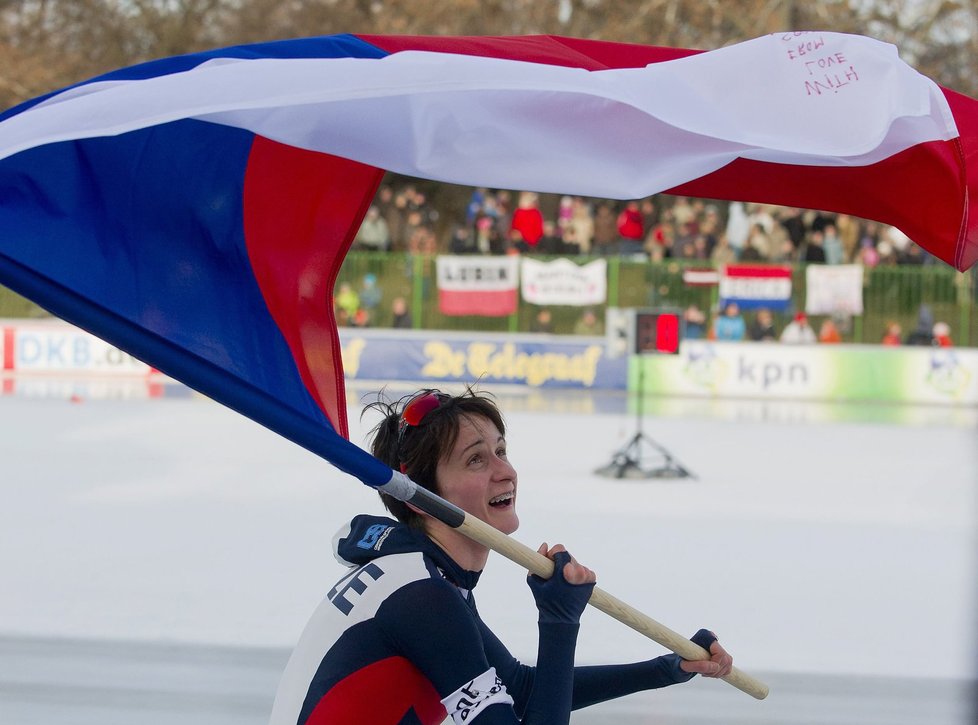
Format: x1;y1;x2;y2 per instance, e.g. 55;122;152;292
0;32;975;489
719;265;795;311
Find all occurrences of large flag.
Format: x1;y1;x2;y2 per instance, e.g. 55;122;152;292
0;32;976;490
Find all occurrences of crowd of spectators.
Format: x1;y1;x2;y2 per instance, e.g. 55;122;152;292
355;182;940;267
345;182;957;344
681;302;954;347
352;184;439;254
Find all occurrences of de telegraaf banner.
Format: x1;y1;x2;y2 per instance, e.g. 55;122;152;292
436;255;520;316
338;328;626;389
520;257;607;306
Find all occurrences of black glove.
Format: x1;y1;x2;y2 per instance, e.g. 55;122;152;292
526;551;595;625
690;628;718;652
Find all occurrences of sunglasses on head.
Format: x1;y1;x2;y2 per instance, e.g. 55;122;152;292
397;391;451;447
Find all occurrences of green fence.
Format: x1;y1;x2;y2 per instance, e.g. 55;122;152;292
3;254;975;346
334;253;977;346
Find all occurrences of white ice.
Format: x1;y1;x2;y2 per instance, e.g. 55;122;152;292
0;390;975;684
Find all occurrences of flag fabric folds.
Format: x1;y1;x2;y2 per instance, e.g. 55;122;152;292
0;31;975;488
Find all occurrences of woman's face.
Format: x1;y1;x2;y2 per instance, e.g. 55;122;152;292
435;414;519;535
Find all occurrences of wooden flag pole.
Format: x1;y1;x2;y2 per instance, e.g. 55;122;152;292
379;476;770;701
457;511;769;701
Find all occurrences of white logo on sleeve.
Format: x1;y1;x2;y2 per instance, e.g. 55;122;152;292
441;667;514;723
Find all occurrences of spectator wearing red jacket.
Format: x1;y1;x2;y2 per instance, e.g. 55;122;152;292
510;191;544;252
933;322;953;347
881;321;902;346
617;200;645;256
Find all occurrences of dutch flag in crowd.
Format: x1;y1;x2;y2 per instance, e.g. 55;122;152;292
0;32;975;488
719;265;795;311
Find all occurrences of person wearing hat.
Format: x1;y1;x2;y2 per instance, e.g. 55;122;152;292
780;312;817;344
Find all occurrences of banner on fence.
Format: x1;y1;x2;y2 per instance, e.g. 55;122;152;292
806;264;865;315
436;255;520;316
520;257;607;306
2;323;152;374
636;340;978;405
719;264;793;310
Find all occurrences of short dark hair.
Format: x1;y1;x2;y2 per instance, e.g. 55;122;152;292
364;387;506;529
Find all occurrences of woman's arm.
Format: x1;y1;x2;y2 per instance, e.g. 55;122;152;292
570;629;732;709
480;618;734;712
516;546;595;725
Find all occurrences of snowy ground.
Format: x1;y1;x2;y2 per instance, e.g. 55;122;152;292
0;386;975;722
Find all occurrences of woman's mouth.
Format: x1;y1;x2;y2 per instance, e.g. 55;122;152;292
488;492;514;508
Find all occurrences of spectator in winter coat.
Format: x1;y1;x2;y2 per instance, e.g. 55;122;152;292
905;306;936;346
881;321;902;346
933;322;953;347
818;319;842;344
510;192;545;251
354;205;391;251
748;309;777;342
617;201;645;255
713;302;747;341
780;313;817;344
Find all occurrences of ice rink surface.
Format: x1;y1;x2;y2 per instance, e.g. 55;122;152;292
0;386;975;723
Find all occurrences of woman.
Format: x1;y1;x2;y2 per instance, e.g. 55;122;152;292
270;388;732;724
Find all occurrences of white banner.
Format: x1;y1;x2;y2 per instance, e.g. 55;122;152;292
436;255;520;316
520;258;607;306
805;264;864;314
436;255;519;291
4;323;151;374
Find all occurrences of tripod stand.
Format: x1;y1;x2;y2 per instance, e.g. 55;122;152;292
594;361;695;480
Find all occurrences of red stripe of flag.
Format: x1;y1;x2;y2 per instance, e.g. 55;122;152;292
723;265;793;278
243;137;384;439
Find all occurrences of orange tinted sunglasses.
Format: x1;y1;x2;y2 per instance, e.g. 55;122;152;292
397;391;450;446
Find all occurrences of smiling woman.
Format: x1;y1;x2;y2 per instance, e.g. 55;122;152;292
268;387;731;725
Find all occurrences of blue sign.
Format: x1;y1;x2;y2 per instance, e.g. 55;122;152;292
338;330;626;390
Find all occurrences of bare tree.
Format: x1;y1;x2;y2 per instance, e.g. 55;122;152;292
0;0;235;107
0;1;972;107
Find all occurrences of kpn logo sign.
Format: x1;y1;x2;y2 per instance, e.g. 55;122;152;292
925;351;973;399
681;345;730;392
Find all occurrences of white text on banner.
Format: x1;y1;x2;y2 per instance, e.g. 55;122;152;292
436;255;520;316
520;258;607;306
